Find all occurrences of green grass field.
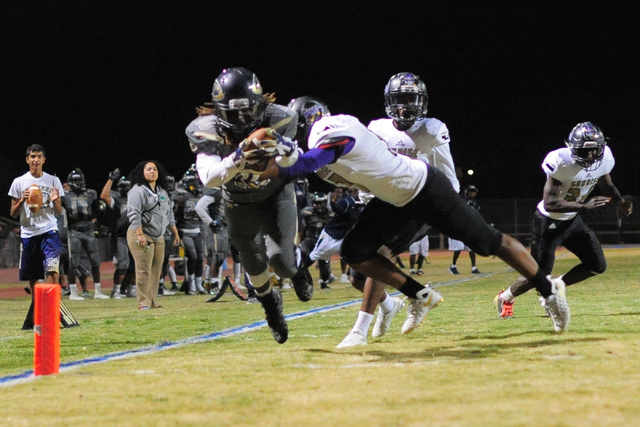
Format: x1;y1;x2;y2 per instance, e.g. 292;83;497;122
1;247;639;426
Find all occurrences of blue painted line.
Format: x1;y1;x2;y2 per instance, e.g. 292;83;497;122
0;298;363;388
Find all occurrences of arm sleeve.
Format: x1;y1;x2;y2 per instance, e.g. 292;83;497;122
195;195;215;225
195;152;241;188
429;144;460;193
277;147;337;179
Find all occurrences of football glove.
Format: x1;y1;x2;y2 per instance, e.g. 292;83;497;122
108;168;120;181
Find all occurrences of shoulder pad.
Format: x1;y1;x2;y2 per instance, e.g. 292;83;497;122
186;115;225;155
264;104;298;139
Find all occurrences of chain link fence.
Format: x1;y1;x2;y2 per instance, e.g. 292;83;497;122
1;196;638;268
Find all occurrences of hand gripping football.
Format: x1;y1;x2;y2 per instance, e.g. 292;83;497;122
27;185;43;213
240;128;280;172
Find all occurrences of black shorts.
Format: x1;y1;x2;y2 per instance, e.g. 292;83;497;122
341;166;502;264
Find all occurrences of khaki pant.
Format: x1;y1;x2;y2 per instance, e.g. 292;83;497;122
127;228;165;309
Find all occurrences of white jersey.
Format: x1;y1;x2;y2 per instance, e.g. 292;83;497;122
537;146;615;221
8;172;65;238
368;117;460;192
308;114;428;207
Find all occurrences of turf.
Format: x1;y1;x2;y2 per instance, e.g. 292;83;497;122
1;247;639;426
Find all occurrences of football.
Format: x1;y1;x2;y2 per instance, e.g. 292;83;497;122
26;185;43;213
244;127;277;151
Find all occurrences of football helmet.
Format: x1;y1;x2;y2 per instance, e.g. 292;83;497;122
312;192;328;211
165;175;175;193
211;67;266;141
565;122;606;170
384;72;428;129
67;168;86;192
116;176;131;196
181;166;200;194
287;96;330;149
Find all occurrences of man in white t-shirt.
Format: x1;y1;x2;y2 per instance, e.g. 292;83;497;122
8;144;65;330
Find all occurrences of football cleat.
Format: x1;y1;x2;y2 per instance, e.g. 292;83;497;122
543;278;570;332
336;329;367;348
401;284;443;334
372;297;403;338
449;265;460;275
493;290;513;318
291;266;314;302
256;288;288;344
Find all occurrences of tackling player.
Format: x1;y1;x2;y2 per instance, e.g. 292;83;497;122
257;100;570;342
493;122;632;318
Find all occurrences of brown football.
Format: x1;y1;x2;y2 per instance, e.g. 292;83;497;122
26;185;43;213
244;127;276;151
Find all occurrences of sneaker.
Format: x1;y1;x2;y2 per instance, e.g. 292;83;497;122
61;287;71;296
111;291;122;300
449;265;460;275
291;266;314;302
410;269;417;276
82;290;91;298
401;284;443;334
320;281;331;290
340;273;350;283
493;291;504;317
256;289;288;344
416;269;425;276
499;300;514;318
327;274;337;284
471;267;482;274
69;293;85;301
372;297;403;338
539;295;552;317
126;287;137;298
159;287;176;296
170;283;180;292
336;329;367;348
544;278;570;332
94;292;110;300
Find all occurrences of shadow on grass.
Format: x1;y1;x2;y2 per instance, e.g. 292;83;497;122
309;336;607;361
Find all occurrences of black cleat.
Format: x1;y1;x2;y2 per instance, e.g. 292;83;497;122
291;266;314;302
257;289;288;344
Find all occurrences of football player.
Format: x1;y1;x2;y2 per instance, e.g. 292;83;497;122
100;169;134;299
448;185;482;275
62;168;109;299
299;192;332;289
493;122;632;319
186;67;313;344
363;72;462;342
173;167;207;295
259;98;570;345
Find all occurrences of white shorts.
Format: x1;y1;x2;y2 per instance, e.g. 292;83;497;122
409;235;429;256
448;238;469;252
310;230;343;261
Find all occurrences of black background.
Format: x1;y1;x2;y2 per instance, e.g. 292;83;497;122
2;1;638;216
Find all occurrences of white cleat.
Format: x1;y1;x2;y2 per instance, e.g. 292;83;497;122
336;329;367;348
340;273;350;283
544;277;570;332
372;297;403;338
69;294;85;301
94;292;110;300
401;284;443;334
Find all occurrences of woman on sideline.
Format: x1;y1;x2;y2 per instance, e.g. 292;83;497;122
127;160;180;310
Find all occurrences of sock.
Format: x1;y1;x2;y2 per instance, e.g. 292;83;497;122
399;277;425;299
94;282;102;294
353;311;374;335
379;293;395;313
530;270;552;297
499;288;514;303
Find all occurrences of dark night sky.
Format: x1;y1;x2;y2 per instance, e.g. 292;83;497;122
2;1;639;216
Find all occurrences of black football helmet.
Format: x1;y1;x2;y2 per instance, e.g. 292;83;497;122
312;192;328;211
116;176;131;196
67;168;86;192
565;122;606;171
181;166;200;194
287;96;330;149
211;67;266;141
384;72;428;130
165;175;175;193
